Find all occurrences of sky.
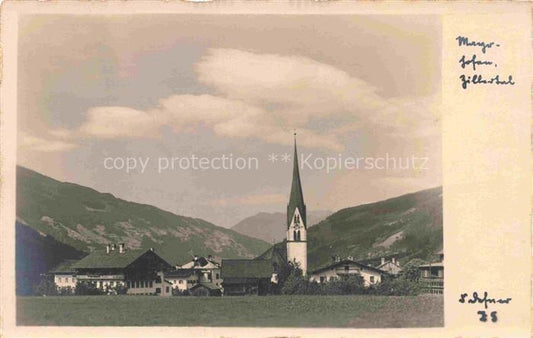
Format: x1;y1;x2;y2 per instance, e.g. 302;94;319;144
17;14;442;228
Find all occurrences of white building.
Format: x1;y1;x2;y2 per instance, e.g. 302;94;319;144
50;259;78;291
309;257;386;286
178;255;223;287
376;257;402;276
165;269;198;291
71;244;173;296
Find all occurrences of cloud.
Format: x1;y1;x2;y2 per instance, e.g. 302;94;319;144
195;48;440;137
209;193;286;207
19;132;78;152
54;48;439;152
79;106;162;139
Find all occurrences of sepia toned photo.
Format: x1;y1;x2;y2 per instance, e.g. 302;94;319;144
13;13;444;327
1;2;530;337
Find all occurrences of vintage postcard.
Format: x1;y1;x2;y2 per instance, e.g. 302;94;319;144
0;1;530;337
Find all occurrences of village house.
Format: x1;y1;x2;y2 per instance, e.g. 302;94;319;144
177;255;222;287
418;250;444;294
50;259;78;292
221;259;274;296
376;257;402;276
165;255;223;294
71;244;173;296
165;269;198;292
308;257;386;286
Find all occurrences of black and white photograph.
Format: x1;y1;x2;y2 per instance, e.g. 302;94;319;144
0;2;530;336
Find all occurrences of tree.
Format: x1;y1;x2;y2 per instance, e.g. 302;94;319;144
323;275;366;295
57;286;74;296
400;258;426;282
33;277;58;296
75;281;104;295
375;277;421;296
273;259;300;294
280;265;306;295
172;287;190;296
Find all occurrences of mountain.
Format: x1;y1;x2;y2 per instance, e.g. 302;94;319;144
16;166;270;292
16;221;86;295
259;187;443;271
231;210;332;243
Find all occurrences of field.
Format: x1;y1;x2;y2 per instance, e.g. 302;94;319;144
17;295;443;327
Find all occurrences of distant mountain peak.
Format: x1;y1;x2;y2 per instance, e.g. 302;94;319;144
231;210;333;243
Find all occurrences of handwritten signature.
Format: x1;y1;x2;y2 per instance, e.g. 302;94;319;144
459;291;512;309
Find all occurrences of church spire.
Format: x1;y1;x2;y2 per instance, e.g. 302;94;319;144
287;133;306;228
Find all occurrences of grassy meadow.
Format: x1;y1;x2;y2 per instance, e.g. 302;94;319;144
17;295;443;327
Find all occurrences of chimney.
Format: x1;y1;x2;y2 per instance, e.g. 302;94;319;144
119;243;125;253
149;247;154;252
381;257;385;265
106;244;110;254
335;255;340;263
347;256;353;261
392;257;396;264
111;243;116;251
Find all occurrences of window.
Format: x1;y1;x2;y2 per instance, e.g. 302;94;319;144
216;273;220;280
370;276;375;283
320;276;326;283
150;281;153;288
179;280;183;284
345;265;349;272
58;277;62;282
66;277;69;283
166;287;169;293
294;214;300;224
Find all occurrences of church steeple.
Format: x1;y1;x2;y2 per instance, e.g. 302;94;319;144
287;134;306;228
286;133;308;274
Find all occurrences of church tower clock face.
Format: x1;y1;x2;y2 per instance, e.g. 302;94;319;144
286;135;308;275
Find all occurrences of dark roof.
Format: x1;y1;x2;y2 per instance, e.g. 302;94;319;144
50;259;79;273
72;248;168;269
287;137;306;227
166;269;195;278
310;259;386;275
221;259;272;279
190;282;221;291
